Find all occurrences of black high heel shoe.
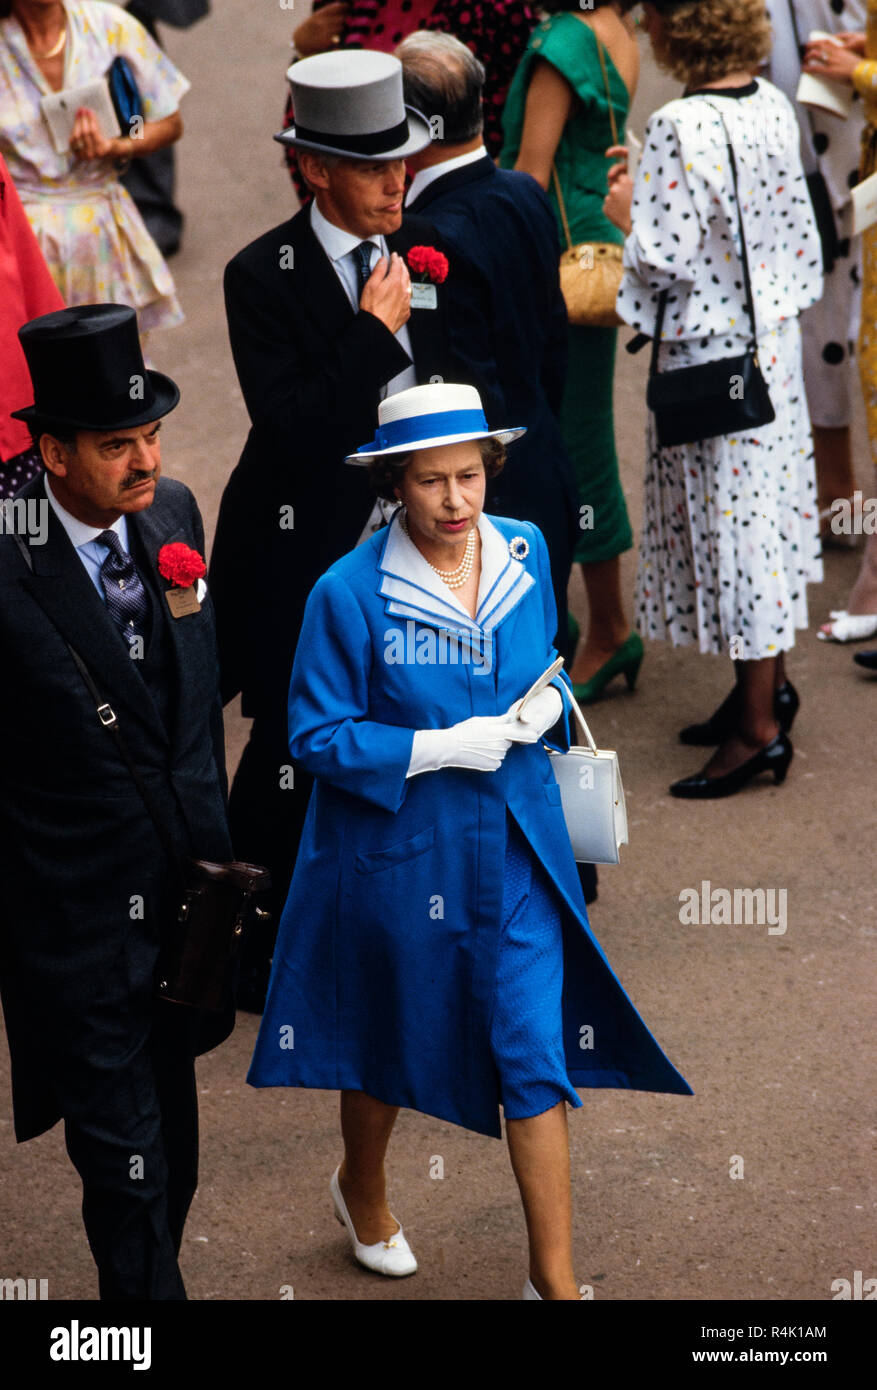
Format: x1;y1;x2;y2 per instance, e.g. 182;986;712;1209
669;731;793;799
678;681;799;745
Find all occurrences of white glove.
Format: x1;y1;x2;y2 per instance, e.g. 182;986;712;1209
506;685;564;739
407;714;539;777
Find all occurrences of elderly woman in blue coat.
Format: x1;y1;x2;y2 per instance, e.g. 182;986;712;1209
248;383;691;1301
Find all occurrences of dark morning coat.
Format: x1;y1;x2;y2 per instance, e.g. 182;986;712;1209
0;476;233;1142
210;206;464;723
406;156;579;620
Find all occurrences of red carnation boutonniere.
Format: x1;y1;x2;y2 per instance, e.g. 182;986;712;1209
406;245;448;310
407;245;449;283
158;542;207;618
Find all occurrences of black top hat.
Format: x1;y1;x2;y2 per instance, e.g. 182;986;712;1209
11;303;180;431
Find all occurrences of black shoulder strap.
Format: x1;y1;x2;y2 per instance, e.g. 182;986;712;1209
12;530;185;882
650;99;759;378
649;291;669;377
706;103;759;351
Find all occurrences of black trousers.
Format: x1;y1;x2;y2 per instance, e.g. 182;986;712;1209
62;999;200;1300
120;5;184;257
228;712;314;1005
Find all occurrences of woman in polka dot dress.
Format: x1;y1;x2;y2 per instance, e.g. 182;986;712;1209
606;0;824;798
766;0;866;567
803;7;877;656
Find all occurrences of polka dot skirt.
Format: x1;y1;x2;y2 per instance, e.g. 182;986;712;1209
636;318;823;659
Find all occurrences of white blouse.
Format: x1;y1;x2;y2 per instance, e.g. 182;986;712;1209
378;509;535;639
616;78;823;344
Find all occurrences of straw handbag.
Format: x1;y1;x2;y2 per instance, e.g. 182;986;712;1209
552;32;623;328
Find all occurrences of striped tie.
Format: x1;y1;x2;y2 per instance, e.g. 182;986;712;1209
98;529;149;647
352;241;375;300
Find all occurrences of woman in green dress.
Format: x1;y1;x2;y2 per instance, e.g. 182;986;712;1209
501;0;642;702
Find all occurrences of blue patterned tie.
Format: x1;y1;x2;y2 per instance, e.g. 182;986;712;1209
98;529;149;647
351;241;374;300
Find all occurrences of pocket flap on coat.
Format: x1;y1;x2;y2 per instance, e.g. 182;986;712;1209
354;825;436;875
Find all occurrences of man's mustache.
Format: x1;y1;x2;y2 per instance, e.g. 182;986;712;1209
122;472;157;489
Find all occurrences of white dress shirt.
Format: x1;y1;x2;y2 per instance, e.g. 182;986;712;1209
44;473;129;603
310;201;417;399
405;146;488;208
310;201;419;545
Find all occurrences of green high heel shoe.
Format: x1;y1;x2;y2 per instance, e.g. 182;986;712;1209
572;632;644;704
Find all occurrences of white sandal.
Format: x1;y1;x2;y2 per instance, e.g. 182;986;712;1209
817;610;877;643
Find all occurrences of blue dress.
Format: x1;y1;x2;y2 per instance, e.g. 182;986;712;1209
248;512;691;1138
492;812;582;1120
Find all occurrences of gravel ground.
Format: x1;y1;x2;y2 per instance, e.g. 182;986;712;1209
1;3;874;1306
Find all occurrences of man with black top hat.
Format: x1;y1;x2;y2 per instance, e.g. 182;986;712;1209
210;50;470;1010
0;303;233;1300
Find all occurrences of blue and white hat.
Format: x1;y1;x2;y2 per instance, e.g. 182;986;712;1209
346;383;526;464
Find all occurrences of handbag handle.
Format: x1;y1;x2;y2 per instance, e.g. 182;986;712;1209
649;102;759;380
551;163;576;256
565;687;599;753
544;678;599;753
551;29;620;256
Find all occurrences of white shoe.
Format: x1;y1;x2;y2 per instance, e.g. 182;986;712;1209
817;610;877;643
330;1166;417;1277
523;1276;589;1300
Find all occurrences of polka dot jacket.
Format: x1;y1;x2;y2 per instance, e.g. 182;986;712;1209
617;79;823;343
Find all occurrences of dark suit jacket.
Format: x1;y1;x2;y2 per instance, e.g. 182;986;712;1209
210;206;456;720
407;157;578;625
0;476;233;1142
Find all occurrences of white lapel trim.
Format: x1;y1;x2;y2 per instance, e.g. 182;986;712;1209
377;511;534;635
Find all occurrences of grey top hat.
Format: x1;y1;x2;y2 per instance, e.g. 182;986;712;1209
276;51;432;161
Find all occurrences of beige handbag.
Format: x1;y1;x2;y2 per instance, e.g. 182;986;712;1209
552;32;623;328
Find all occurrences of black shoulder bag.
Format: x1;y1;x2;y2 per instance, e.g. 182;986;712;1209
645;106;775;450
14;534;271;1012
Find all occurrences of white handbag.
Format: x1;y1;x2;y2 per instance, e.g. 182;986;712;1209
547;695;628;865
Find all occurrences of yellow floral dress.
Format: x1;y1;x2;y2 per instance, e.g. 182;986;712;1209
853;0;877;461
0;1;188;331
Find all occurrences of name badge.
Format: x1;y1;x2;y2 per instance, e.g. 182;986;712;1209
410;283;438;310
166;587;201;618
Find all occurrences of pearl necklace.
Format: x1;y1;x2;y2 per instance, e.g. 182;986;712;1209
400;512;476;589
32;28;66;60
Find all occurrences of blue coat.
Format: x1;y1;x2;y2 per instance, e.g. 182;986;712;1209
248;513;691;1137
